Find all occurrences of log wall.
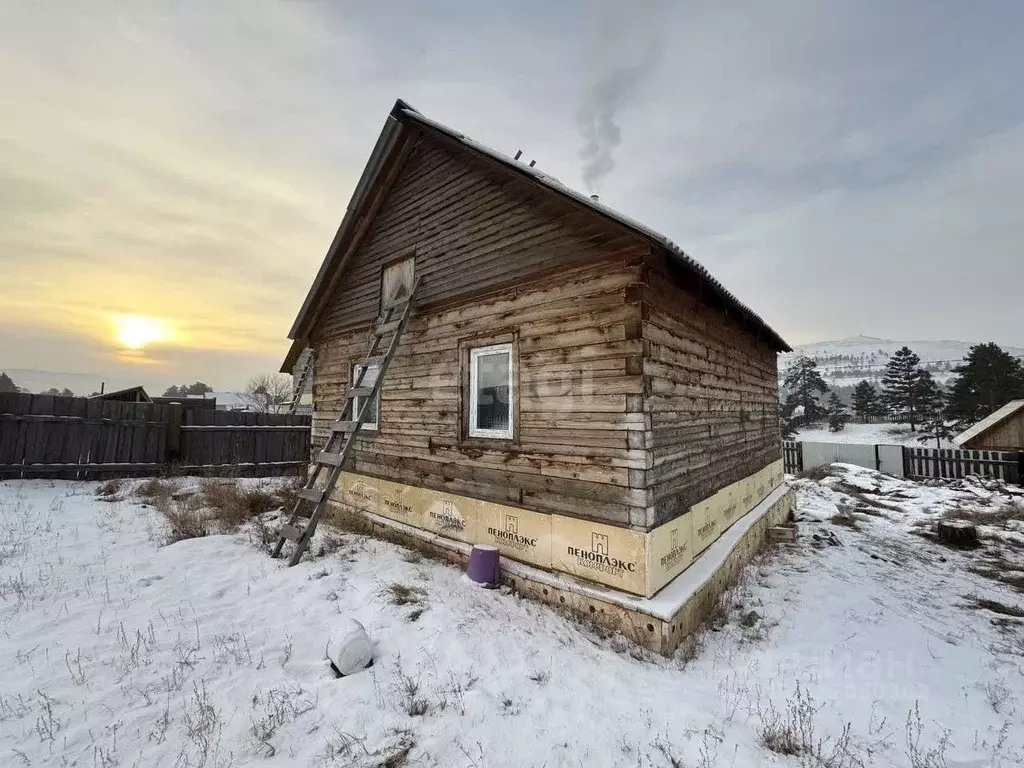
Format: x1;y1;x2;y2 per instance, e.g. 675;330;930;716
305;127;784;532
313;131;642;341
313;260;649;526
641;256;782;527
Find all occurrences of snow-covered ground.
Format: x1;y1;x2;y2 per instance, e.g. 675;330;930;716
794;421;955;448
1;471;1023;767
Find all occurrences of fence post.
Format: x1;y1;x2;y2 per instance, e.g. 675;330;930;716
166;403;183;464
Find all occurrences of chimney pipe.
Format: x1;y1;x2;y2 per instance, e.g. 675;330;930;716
590;194;600;203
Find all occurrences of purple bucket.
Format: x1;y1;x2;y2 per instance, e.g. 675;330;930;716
466;545;499;587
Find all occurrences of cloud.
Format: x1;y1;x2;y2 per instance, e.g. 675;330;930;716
1;0;1022;394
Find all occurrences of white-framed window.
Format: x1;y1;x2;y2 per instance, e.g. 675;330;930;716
350;363;379;431
468;343;513;439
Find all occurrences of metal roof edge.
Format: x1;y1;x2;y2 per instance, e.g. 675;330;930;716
952;399;1024;446
284;98;791;363
398;107;791;353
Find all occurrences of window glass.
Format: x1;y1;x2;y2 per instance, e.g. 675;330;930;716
352;364;379;430
469;345;512;438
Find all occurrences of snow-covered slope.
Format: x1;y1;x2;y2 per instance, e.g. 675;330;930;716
1;475;1022;766
780;335;1024;387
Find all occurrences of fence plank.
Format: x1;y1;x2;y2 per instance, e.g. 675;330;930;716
0;393;309;480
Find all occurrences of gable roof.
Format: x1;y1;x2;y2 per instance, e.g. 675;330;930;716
953;400;1024;446
88;386;152;402
282;99;790;370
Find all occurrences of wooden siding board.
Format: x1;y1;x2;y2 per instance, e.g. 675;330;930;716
641;270;781;527
313;256;646;526
314;136;644;339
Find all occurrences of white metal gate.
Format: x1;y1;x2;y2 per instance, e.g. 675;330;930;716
799;442;905;478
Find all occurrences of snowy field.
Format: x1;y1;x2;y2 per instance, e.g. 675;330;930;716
794;422;955;448
1;470;1023;767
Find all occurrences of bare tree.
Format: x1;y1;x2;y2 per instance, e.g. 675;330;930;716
239;374;293;414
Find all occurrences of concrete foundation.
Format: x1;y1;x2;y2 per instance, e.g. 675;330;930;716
326;483;796;655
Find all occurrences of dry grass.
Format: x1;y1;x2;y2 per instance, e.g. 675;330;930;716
200;480;280;528
944;505;1024;527
830;513;861;530
273;479;304;515
139;478;291;546
969;564;1024;593
966;595;1024;618
757;682;862;767
798;466;834;482
162;495;210;544
382;583;426;607
95;479;124;499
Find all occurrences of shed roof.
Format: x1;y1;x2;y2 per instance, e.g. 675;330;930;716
952;400;1024;447
88;386;152;402
283;99;790;370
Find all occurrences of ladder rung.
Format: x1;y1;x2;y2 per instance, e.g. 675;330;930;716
297;487;324;503
330;420;360;433
316;451;344;467
381;294;409;311
375;319;400;335
280;524;304;542
347;387;374;399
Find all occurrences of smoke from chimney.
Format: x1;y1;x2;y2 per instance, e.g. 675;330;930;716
577;1;664;194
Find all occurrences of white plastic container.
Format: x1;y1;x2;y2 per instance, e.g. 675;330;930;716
325;619;373;676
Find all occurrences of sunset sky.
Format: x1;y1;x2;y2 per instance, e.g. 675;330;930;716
2;1;1022;394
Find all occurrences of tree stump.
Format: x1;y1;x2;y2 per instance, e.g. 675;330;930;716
936;520;979;549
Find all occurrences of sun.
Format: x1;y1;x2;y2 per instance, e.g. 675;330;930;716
113;315;172;350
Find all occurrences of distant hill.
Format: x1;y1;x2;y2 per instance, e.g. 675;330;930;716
780;335;1024;387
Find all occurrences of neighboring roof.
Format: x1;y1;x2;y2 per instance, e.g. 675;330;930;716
151;396;218;410
953;400;1024;446
283;98;791;369
88;386;151;402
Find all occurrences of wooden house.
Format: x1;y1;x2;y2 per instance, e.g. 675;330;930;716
953;400;1024;451
281;99;791;602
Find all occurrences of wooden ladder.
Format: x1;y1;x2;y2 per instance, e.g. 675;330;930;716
287;348;316;415
271;278;421;566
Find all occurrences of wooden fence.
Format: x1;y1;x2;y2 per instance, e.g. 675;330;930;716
782;440;802;474
0;392;310;480
904;447;1020;484
783;438;1021;484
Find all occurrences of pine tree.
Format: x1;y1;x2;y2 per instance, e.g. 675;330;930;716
945;343;1024;428
826;392;850;432
851;380;879;423
782;357;828;427
914;369;943;417
881;346;925;431
917;373;952;448
0;372;16;393
185;381;213;396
